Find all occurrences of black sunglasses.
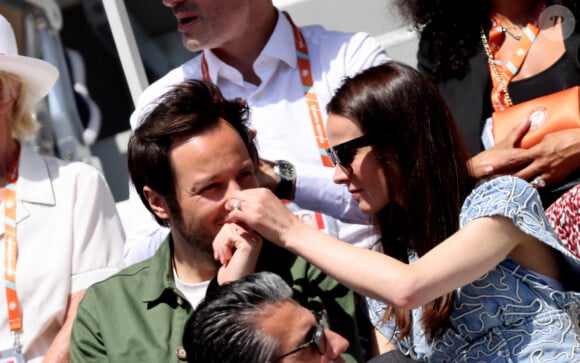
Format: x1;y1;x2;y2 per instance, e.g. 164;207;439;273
271;310;328;361
325;135;372;174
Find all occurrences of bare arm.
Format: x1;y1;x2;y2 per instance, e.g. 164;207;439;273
42;290;86;363
223;188;537;310
273;214;523;309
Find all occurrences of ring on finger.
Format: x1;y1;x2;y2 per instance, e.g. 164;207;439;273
530;176;546;189
232;200;242;211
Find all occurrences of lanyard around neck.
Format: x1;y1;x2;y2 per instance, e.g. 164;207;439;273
3;142;22;337
487;2;544;111
201;12;333;167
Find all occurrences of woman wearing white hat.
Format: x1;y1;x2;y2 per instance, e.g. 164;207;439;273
0;15;124;362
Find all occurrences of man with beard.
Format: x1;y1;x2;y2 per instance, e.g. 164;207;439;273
69;80;362;363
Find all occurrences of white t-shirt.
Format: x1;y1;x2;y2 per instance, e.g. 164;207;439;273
123;11;389;266
172;269;211;310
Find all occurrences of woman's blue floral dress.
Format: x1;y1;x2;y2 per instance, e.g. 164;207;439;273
367;176;580;362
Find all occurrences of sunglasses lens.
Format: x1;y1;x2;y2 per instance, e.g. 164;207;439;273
325;148;338;166
327;135;370;173
336;149;353;168
325;148;352;170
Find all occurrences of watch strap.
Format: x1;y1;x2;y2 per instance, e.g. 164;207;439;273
275;175;294;200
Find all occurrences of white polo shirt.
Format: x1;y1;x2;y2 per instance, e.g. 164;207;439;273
0;145;124;362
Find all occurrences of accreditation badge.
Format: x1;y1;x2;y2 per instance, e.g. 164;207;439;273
0;348;25;363
284;201;338;237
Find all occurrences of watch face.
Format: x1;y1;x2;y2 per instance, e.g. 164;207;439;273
276;160;296;180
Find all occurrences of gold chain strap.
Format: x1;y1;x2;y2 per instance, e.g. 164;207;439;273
479;26;514;107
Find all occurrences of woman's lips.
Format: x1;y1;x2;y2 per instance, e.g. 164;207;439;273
349;189;362;200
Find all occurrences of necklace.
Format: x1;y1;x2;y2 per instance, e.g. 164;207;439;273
480;27;514;106
500;26;522;40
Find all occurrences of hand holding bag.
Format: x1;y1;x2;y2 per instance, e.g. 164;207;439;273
491;86;580;148
480;27;580;149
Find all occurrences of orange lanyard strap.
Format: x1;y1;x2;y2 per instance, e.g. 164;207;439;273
4;142;22;334
201;12;333;167
487;2;544;111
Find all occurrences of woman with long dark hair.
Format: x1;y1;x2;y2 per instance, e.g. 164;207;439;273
218;62;580;361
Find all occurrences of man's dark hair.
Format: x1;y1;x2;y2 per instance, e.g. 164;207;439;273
128;79;259;226
183;272;294;363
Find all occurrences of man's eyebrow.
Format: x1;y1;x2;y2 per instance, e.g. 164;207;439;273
184;175;213;195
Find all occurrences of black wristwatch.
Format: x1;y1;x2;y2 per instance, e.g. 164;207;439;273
273;160;297;200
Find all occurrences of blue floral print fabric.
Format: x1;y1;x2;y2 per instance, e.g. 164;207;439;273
367;176;580;362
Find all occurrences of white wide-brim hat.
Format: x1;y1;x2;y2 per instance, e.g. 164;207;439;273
0;14;59;105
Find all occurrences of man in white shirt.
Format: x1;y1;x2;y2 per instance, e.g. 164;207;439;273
123;0;390;265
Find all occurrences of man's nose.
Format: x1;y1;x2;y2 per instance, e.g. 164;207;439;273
323;329;349;360
227;180;243;194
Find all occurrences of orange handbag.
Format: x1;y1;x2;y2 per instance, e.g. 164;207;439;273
492;86;580;149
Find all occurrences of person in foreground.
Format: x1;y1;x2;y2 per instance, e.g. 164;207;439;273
0;15;124;362
218;62;580;361
70;80;362;362
183;271;349;363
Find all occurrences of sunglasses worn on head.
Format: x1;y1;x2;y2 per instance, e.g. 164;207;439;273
325;135;372;173
271;310;329;362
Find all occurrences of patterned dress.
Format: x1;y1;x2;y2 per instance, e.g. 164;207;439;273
367;176;580;362
546;184;580;259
